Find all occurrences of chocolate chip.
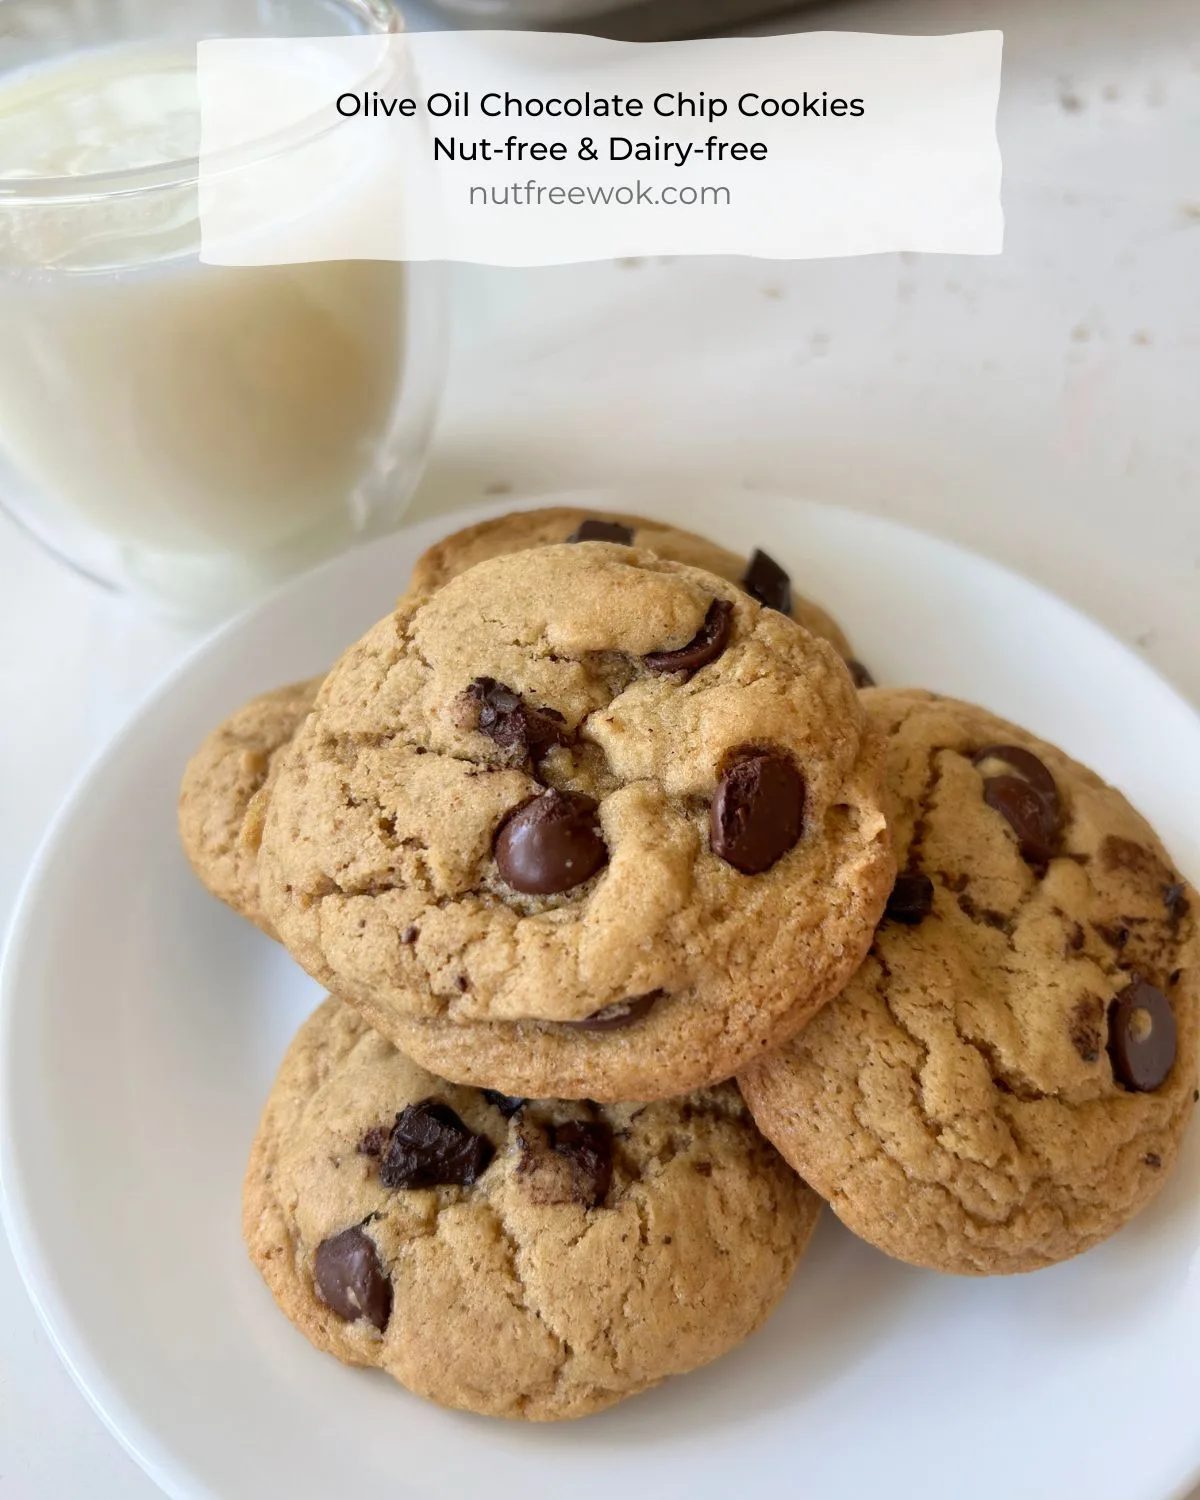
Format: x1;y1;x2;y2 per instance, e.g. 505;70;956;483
552;1121;613;1205
518;1120;613;1207
567;518;635;545
494;789;608;895
848;659;875;688
482;1089;526;1118
885;872;934;925
379;1100;494;1189
1165;882;1190;924
400;925;419;944
1107;978;1176;1092
741;548;792;614
1068;995;1105;1063
973;744;1058;802
972;747;1061;866
982;775;1059;866
462;677;567;765
357;1125;389;1157
1144;1152;1162;1169
643;599;733;677
711;750;805;874
312;1227;392;1331
562;992;661;1031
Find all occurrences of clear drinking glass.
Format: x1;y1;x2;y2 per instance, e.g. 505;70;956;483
0;0;443;620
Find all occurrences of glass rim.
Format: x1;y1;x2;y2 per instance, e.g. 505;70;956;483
0;0;404;204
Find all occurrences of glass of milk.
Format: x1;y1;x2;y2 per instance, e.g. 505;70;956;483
0;0;443;619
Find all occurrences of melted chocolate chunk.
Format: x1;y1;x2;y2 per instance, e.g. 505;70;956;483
982;775;1059;866
518;1120;613;1208
463;677;567;764
550;1121;613;1206
357;1125;389;1157
1095;922;1130;952
643;599;733;678
567;518;635;545
482;1089;527;1119
379;1100;494;1189
562;992;661;1031
312;1227;392;1331
741;548;792;614
1165;882;1190;925
885;872;934;925
1068;995;1105;1063
710;750;805;874
1100;836;1167;879
1107;977;1176;1092
495;789;608;895
848;659;875;689
956;892;1010;931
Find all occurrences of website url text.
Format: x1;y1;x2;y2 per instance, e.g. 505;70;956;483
468;180;731;207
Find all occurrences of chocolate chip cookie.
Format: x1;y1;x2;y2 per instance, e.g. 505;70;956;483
178;678;320;934
258;544;893;1100
244;997;821;1420
740;689;1199;1275
410;505;870;677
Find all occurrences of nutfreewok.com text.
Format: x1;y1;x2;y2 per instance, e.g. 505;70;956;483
468;180;732;207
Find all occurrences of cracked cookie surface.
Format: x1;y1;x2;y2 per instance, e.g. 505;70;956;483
257;543;892;1099
178;678;321;934
243;997;820;1420
410;505;857;662
739;689;1200;1275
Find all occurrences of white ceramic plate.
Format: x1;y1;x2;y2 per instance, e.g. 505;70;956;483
4;490;1200;1500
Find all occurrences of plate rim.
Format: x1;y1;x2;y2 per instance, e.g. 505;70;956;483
3;486;1200;1500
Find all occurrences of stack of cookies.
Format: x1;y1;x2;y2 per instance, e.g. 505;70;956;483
179;507;1199;1420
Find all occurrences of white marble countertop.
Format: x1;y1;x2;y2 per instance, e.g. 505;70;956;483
1;0;1198;1493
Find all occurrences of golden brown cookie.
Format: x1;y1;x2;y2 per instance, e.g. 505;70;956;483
258;544;893;1100
244;997;821;1421
178;679;321;934
740;689;1199;1275
410;505;863;670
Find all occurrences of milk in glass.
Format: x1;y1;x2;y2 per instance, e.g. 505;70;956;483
0;45;407;570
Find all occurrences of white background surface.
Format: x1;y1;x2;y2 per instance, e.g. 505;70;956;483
0;0;1197;1493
